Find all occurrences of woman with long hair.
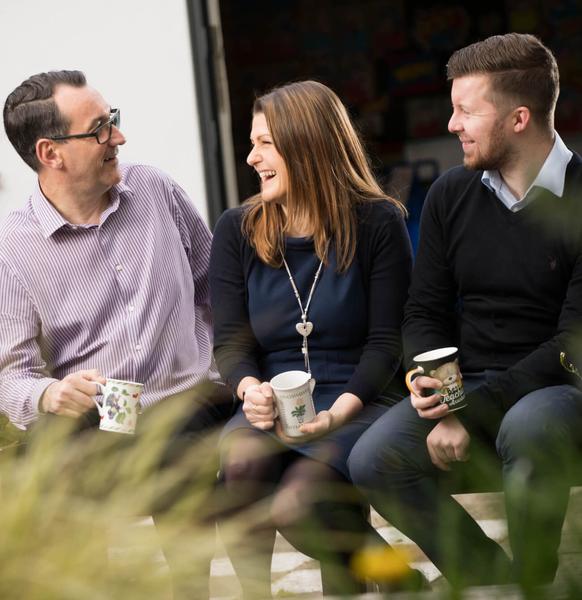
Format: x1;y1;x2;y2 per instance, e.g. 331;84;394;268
209;80;417;596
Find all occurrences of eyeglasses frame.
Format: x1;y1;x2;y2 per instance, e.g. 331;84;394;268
48;108;120;145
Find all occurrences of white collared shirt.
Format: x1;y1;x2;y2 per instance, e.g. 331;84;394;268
481;131;573;212
0;163;218;428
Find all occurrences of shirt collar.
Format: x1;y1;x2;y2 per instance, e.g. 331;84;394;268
31;178;133;239
531;131;573;197
481;131;573;201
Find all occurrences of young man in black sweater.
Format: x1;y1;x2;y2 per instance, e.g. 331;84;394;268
349;33;582;590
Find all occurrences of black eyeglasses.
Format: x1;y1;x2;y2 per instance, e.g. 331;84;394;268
49;109;120;144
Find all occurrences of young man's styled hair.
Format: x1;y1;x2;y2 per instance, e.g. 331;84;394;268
446;33;559;131
3;70;86;171
242;80;404;272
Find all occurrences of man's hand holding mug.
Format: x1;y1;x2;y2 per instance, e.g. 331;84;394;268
405;347;467;419
405;347;470;469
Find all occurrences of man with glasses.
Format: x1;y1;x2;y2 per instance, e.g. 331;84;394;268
1;70;232;597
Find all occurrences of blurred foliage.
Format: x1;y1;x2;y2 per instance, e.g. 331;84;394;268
0;401;581;599
0;401;227;600
0;412;27;449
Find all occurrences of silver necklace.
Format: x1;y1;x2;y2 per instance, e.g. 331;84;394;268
281;255;325;374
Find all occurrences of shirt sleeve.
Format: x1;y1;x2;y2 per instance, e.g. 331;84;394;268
166;181;215;345
0;260;58;429
209;209;262;392
343;204;413;403
169;181;213;309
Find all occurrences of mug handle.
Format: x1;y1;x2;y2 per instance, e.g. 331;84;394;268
405;366;424;395
263;382;278;420
92;382;106;417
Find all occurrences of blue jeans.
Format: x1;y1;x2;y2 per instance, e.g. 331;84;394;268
348;373;582;587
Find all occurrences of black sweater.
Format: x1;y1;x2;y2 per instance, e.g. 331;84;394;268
403;154;582;427
209;201;412;403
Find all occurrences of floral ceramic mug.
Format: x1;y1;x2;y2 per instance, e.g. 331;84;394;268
93;378;143;435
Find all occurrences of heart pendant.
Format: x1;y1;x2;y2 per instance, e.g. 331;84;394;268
295;321;313;337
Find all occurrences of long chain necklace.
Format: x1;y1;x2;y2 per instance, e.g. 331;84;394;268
281;254;326;374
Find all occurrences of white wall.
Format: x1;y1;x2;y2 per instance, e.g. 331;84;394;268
0;0;208;224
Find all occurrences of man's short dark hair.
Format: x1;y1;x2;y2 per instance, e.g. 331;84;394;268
3;70;86;172
446;33;559;131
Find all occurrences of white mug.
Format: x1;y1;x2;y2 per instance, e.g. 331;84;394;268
93;378;143;435
270;370;316;437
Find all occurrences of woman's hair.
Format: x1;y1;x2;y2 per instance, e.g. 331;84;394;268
242;80;404;272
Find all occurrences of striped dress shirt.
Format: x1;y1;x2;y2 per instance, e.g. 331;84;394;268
0;163;219;429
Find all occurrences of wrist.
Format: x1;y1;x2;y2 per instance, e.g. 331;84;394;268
40;382;57;414
326;410;336;430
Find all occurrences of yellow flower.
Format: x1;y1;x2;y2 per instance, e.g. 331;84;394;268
351;546;412;582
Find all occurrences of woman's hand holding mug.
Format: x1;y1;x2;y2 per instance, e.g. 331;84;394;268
242;382;278;430
274;409;333;445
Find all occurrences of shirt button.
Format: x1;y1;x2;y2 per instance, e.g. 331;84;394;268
116;264;123;272
135;344;142;351
128;305;135;312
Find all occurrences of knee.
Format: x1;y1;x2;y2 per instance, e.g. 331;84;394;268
270;462;352;530
496;388;579;462
348;431;409;491
270;482;307;530
347;436;374;488
220;456;254;482
219;432;278;485
270;477;366;536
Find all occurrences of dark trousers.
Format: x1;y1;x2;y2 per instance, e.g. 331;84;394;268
348;373;582;588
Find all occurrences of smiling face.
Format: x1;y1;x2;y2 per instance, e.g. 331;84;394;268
448;74;514;171
51;84;126;198
246;112;288;203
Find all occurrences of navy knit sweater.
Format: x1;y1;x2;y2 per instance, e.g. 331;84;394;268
403;153;582;428
210;201;412;404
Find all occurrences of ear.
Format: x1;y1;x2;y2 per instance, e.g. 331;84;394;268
511;106;531;133
36;138;64;170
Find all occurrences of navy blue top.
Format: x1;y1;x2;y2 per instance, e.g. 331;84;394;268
209;200;413;404
250;236;366;397
403;154;582;428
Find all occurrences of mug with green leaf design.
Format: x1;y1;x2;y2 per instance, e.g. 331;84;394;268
93;378;143;435
270;370;316;437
